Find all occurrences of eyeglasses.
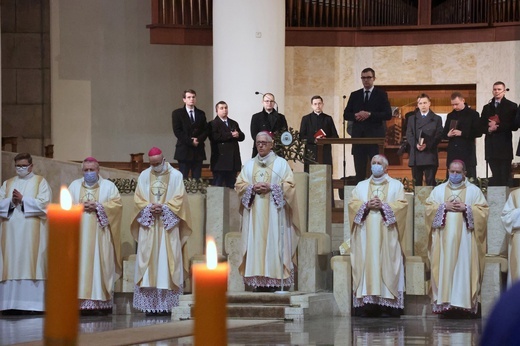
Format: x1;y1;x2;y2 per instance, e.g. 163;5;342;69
361;76;374;80
15;165;31;169
256;141;270;146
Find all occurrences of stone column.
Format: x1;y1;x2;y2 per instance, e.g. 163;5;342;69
213;0;285;162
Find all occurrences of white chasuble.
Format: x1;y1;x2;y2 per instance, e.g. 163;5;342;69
131;163;192;312
0;173;51;311
69;177;122;309
348;175;408;308
235;152;300;288
501;189;520;287
425;179;488;313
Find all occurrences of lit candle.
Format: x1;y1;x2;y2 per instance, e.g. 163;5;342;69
44;187;83;346
193;238;228;346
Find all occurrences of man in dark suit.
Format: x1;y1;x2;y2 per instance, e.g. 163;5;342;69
406;93;443;186
250;93;288;157
299;95;339;173
171;89;208;179
442;92;482;180
343;68;392;183
480;81;518;187
208;101;245;188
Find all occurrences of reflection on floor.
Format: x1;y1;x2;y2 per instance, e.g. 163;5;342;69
0;314;482;345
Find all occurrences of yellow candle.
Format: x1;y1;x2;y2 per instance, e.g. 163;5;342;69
193;238;228;346
44;187;83;346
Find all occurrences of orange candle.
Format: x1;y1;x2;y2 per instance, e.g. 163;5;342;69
44;187;83;346
193;238;228;346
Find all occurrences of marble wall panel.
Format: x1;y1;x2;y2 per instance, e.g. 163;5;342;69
486;186;508;256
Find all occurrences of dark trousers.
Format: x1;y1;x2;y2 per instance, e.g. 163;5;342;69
488;159;512;187
212;171;237;189
412;165;437;186
353;145;379;183
178;160;203;180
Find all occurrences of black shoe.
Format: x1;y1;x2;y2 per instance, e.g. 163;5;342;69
1;309;43;316
81;309;111;316
145;311;171;317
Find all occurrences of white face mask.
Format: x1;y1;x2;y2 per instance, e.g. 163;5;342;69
371;163;385;177
152;159;165;173
16;166;30;178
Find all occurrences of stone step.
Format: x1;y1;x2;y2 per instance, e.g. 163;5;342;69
227;292;296;305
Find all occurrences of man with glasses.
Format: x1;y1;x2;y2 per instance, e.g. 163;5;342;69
250;93;288;157
0;153;51;315
131;147;192;315
235;132;300;292
344;68;392;183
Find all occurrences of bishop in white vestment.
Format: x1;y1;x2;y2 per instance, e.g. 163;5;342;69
69;157;122;313
0;153;51;312
348;155;408;315
425;160;488;316
235;132;300;291
131;147;192;314
501;188;520;287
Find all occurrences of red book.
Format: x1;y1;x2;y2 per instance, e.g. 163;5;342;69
314;129;326;138
489;115;500;124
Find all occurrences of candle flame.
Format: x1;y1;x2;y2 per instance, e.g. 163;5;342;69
60;186;72;210
207;238;217;270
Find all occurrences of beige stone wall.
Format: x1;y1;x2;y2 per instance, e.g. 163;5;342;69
285;43;520;179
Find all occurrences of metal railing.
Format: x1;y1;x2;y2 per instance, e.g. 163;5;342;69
152;0;520;27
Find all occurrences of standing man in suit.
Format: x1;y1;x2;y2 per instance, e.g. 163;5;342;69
344;68;392;183
442;92;481;180
171;89;208;180
480;81;518;187
406;94;443;186
250;93;288;157
299;95;339;173
209;101;245;188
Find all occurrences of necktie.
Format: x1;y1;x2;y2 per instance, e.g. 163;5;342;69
364;90;370;103
422;113;427;118
495;101;499;108
189;110;195;124
224;120;228;127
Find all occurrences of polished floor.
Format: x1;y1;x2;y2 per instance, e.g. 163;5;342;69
0;313;483;345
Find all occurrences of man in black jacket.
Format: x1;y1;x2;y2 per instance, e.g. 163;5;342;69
343;68;392;183
480;82;518;187
299;95;339;173
406;94;443;186
171;89;208;179
442;92;482;180
209;101;245;188
250;93;288;157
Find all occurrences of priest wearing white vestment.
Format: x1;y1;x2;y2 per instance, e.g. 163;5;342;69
235;131;300;292
131;147;192;315
425;160;488;317
0;153;51;314
69;157;122;314
348;154;408;317
501;188;520;287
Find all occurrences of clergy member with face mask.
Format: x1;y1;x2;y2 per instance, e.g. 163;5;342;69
68;157;123;315
348;154;408;317
0;153;52;315
425;159;489;318
130;147;192;315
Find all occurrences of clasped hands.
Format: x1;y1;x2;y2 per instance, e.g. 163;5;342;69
367;196;382;210
488;120;499;133
445;200;466;212
354;111;371;122
83;201;97;213
12;189;23;206
151;203;163;215
253;182;271;195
